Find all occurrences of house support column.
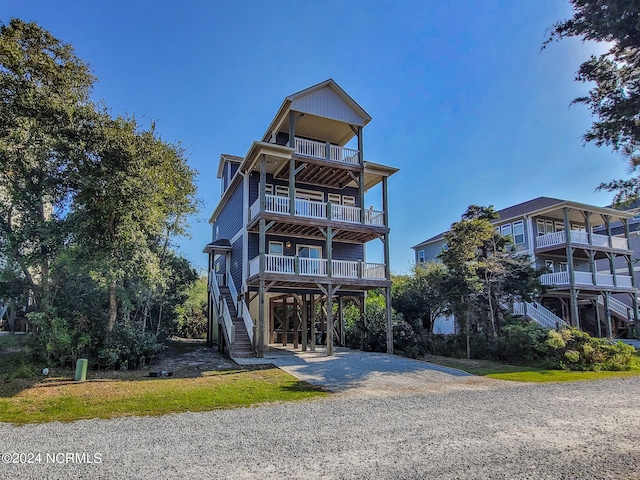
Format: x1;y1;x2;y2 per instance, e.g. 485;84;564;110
603;291;613;339
608;253;617;287
593;299;602;338
588;250;597;285
258;279;265;357
360;293;366;350
327;284;334;356
293;296;299;349
631;294;639;339
358;127;365;224
570;288;580;329
310;295;316;352
338;296;345;346
385;286;393;354
302;294;308;351
282;297;288;346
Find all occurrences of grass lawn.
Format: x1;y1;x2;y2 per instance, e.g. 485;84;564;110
422;352;640;383
0;335;326;425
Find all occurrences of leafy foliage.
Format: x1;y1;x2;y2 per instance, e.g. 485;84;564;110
0;19;200;368
545;328;635;371
546;1;640;205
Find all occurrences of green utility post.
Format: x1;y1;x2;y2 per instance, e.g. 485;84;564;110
75;358;88;381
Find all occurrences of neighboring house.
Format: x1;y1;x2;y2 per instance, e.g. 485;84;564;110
204;79;398;358
412;197;638;338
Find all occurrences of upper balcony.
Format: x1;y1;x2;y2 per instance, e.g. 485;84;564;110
535;229;629;252
250;194;385;227
293;137;360;165
540;270;633;290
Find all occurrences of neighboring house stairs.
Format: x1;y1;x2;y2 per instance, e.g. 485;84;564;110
510;301;568;330
597;295;635;324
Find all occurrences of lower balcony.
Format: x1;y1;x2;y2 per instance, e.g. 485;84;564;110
249;254;386;280
540;271;633;289
535;230;629;250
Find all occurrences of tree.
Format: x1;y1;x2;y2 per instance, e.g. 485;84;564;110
546;1;640;205
392;262;450;334
0;18;96;309
69;115;198;332
439;205;542;357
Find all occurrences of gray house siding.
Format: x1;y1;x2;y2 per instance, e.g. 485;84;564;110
248;233;363;262
249;172;360;207
416;239;447;264
213;183;243;241
230;237;243;289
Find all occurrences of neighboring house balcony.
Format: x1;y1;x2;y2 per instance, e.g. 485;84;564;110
540;270;634;291
247;254;388;288
293;137;360;165
535;230;630;252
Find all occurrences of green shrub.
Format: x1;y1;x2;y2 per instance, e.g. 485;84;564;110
27;309;92;367
545;328;635;371
98;322;165;370
488;321;549;364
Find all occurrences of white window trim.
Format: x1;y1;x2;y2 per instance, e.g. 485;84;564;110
269;241;284;255
342;195;356;206
513;220;525;245
418;250;425;263
296;244;322;258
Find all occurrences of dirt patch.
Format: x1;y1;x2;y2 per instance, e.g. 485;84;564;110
147;338;236;377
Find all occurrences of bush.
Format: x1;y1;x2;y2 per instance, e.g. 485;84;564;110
488;321;549;364
98;322;165;370
26;309;93;367
545;328;635;371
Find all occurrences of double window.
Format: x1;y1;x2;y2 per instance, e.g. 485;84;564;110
498;221;525;245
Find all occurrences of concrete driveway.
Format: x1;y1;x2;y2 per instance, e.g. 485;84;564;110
235;346;480;394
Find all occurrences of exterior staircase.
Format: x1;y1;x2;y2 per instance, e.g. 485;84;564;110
219;286;254;358
510;301;568;330
597;295;635;324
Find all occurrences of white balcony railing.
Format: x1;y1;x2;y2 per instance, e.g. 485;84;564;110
540;271;633;288
249;255;387;280
294;137;360;164
250;195;385;227
535;230;629;250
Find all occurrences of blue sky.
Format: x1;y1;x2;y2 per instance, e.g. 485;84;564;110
5;1;629;274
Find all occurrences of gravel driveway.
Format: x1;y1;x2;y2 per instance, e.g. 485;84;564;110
2;359;639;479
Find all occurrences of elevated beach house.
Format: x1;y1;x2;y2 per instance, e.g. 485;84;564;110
412;197;638;338
204;80;398;358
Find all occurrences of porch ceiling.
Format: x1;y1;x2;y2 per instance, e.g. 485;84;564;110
248;216;386;243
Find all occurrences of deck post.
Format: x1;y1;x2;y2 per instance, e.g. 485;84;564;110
293;296;299;348
604;292;613;339
605;215;613;248
608;252;618;287
310;294;316;352
594;299;602;338
282;297;288;346
385;286;393;354
258;280;265;358
360;293;366;350
631;293;639;339
570;288;580;330
289;157;296;216
358;126;365;223
302;294;308;351
326;227;333;278
339;296;345;346
260;154;266;213
327;284;334;356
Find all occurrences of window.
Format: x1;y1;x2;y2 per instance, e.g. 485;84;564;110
275;185;289;197
297;245;322;258
559;262;568;272
545;260;554;273
572;224;586;232
215;226;219;240
295;188;323;202
328;193;341;204
501;224;512;239
418;250;425;263
513;221;525;245
269;241;283;255
264;184;274;195
546;220;555;234
554;222;564;232
342;196;356;207
537;219;546;236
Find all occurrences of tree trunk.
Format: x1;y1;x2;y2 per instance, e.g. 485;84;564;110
108;280;117;331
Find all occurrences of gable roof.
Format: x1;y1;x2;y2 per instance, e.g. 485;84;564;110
495;197;564;222
262;79;372;144
216;154;243;179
